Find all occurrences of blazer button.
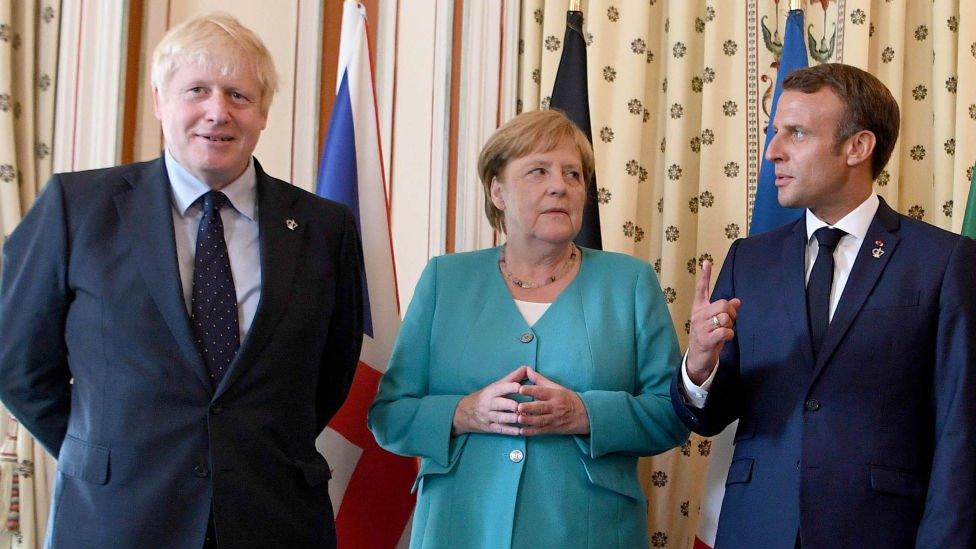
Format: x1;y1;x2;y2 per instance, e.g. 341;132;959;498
519;332;534;343
193;464;210;478
804;398;820;411
509;449;524;463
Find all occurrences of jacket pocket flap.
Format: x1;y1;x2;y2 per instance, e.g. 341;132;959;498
411;435;468;493
294;454;332;487
869;465;926;498
57;435;110;485
725;458;754;486
578;454;645;501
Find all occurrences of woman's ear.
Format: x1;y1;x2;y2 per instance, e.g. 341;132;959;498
490;177;506;210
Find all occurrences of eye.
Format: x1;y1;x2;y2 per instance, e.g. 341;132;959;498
528;167;547;177
565;170;582;181
231;91;250;102
188;86;206;94
792;128;806;138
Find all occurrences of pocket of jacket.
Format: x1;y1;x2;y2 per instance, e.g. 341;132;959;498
294;453;332;487
578;453;645;501
725;458;754;486
57;435;110;485
411;434;469;493
869;464;926;499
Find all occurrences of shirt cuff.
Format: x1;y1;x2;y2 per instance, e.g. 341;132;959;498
681;351;718;408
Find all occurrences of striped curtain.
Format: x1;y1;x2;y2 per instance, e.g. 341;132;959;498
518;0;976;546
0;1;60;547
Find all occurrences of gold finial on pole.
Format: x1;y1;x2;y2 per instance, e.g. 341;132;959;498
570;0;582;12
790;0;802;10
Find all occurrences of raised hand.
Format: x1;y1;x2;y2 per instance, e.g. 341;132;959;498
452;366;527;436
516;368;589;436
686;260;741;385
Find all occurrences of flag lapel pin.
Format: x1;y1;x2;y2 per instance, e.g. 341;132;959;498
872;239;884;258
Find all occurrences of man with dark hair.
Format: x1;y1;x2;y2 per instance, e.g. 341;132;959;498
0;14;362;548
672;63;975;547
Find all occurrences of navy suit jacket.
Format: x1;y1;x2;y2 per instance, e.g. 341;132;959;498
0;158;363;548
672;197;976;548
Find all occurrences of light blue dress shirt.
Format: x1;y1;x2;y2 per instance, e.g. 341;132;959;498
165;151;261;343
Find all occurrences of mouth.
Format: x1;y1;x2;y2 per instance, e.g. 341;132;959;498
542;208;569;215
197;134;235;142
774;174;793;187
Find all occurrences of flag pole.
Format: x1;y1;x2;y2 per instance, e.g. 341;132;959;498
790;0;801;9
569;0;581;12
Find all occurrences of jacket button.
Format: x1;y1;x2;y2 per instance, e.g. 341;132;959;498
804;399;820;411
509;449;524;463
210;404;223;415
193;464;210;478
519;332;534;343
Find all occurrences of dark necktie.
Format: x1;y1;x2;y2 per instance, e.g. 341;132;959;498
191;191;240;386
807;227;846;358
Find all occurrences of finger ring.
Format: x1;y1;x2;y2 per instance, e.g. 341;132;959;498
711;315;720;328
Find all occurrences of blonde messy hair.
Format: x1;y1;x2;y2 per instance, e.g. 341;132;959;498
478;109;595;233
151;13;278;114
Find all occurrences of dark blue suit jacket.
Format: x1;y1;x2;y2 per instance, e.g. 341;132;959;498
0;158;363;548
672;197;976;548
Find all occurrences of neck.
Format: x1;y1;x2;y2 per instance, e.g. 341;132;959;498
500;239;577;289
502;238;574;270
811;182;872;226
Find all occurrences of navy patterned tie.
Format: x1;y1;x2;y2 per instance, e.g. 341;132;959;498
191;191;240;386
807;227;846;358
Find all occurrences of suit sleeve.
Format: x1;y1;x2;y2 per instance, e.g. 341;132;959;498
574;263;690;458
916;235;976;546
368;258;465;468
0;176;73;457
670;239;744;436
315;206;365;431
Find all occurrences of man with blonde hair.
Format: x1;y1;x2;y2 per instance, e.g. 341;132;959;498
0;13;363;548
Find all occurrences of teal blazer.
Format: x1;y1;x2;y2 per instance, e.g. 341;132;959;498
369;247;689;548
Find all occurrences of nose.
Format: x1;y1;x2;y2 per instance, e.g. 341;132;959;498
546;171;571;196
765;130;784;163
203;94;230;124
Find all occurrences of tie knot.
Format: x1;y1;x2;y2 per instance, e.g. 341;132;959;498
813;227;846;250
201;191;230;214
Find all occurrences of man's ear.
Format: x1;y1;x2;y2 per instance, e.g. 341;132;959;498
845;130;876;169
152;87;163;120
490;177;505;210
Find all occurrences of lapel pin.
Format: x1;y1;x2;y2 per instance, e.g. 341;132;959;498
286;219;298;231
872;248;884;258
874;240;884;247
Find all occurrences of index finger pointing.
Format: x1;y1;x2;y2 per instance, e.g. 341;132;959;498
694;260;713;308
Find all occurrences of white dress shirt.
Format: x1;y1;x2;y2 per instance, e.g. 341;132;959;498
681;194;881;407
166;151;262;344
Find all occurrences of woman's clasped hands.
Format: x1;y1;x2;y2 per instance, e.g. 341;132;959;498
451;365;590;436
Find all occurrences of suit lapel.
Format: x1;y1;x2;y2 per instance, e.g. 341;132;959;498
779;220;816;368
215;162;305;397
811;197;901;381
114;158;213;393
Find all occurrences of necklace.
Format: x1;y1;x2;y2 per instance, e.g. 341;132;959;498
498;243;578;289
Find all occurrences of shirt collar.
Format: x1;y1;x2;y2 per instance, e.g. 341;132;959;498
164;149;257;221
805;194;879;244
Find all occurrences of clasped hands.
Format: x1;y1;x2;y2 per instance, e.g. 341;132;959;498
686;260;741;385
451;365;589;436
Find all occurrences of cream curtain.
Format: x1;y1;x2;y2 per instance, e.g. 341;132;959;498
0;1;60;547
519;0;976;546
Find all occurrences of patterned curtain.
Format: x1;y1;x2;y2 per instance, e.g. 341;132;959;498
518;0;976;547
0;1;60;547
